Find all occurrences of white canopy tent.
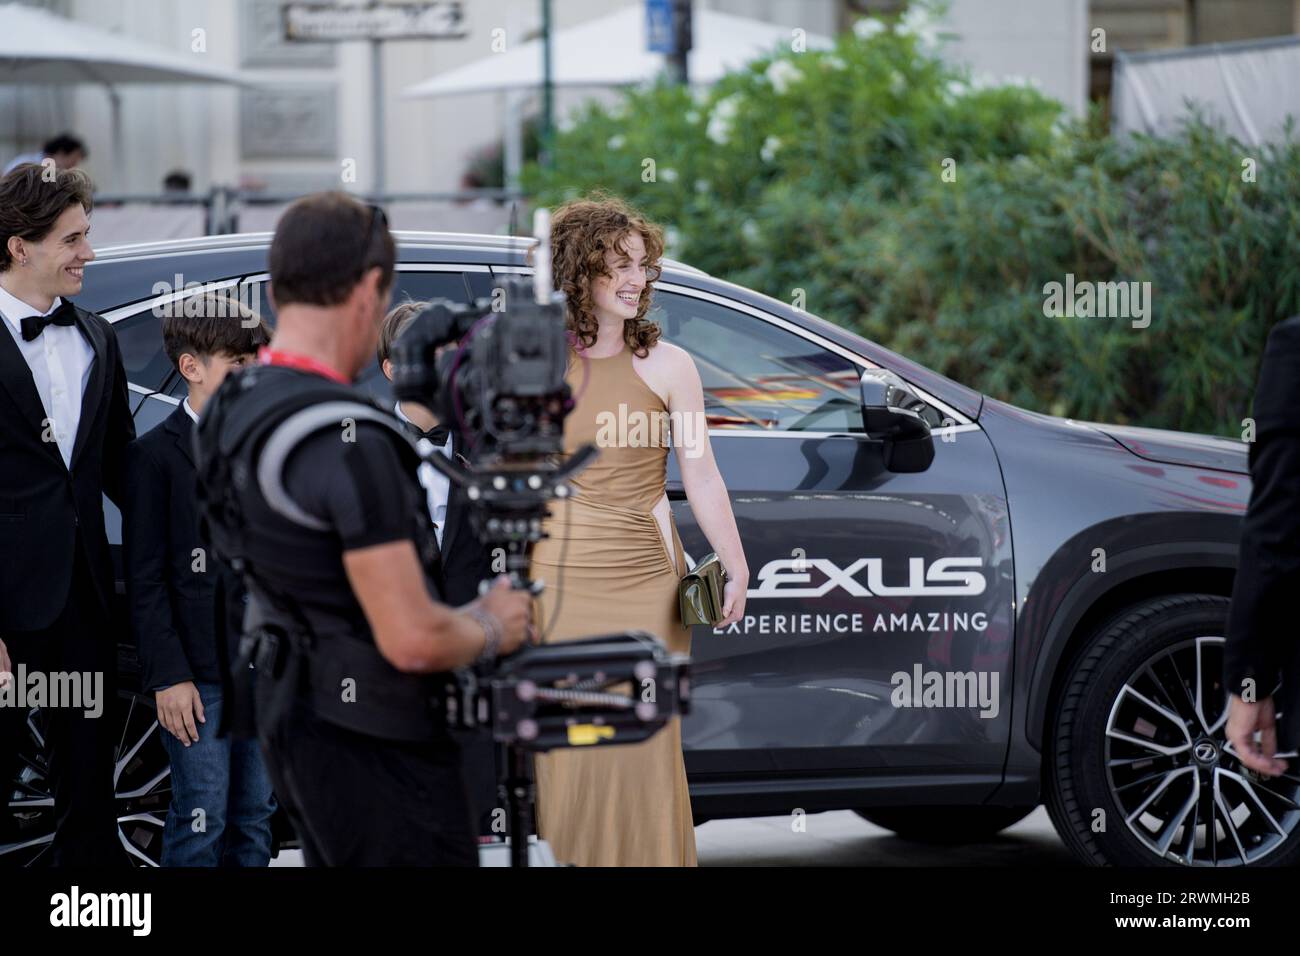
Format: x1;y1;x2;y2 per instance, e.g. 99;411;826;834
403;6;831;97
403;5;831;187
0;3;249;182
1112;35;1300;146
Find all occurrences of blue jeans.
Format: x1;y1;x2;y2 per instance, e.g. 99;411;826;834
160;682;276;867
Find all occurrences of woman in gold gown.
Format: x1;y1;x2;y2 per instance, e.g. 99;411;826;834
529;195;748;866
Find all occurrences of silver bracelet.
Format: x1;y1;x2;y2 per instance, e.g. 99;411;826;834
468;607;502;664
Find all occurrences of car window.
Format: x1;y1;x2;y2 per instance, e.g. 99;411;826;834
362;271;482;404
131;391;179;437
113;307;181;392
652;291;866;432
167;269;480;405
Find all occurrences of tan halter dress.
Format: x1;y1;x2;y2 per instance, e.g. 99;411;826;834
528;344;697;867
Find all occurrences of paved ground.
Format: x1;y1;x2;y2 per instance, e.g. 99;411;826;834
271;806;1077;866
694;806;1076;866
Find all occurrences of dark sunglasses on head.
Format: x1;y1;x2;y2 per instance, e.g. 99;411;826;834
364;203;389;262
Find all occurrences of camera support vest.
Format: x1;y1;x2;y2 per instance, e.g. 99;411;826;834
193;364;456;743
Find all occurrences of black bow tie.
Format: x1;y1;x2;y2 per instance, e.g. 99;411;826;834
425;425;450;446
20;299;78;342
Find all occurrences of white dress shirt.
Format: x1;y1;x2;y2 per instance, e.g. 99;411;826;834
182;396;199;423
395;401;452;549
0;283;95;468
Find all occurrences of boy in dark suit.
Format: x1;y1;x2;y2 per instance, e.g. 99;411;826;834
124;293;274;866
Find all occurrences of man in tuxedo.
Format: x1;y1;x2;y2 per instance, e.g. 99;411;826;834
378;301;500;836
0;163;135;864
377;300;496;605
1226;315;1300;778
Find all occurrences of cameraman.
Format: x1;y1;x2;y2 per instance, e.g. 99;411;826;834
194;193;531;865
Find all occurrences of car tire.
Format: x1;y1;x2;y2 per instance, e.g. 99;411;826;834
1045;593;1300;867
853;805;1036;843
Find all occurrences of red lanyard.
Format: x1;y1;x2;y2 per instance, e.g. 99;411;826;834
258;347;350;384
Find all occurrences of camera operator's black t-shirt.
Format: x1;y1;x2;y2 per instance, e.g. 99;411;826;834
277;421;433;646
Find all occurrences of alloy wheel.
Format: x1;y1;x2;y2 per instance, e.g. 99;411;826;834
1104;635;1300;865
2;690;170;866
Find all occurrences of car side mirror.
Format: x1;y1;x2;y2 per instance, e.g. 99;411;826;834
860;369;936;473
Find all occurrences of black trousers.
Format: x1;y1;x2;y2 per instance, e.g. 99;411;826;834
451;727;505;837
0;538;124;866
257;693;479;866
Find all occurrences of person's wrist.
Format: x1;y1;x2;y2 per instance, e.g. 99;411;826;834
467;607;502;663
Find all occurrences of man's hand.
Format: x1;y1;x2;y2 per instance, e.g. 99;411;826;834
348;542;534;670
473;575;534;656
156;681;205;747
1226;694;1289;777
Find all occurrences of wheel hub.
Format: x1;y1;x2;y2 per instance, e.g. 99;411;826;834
1192;738;1220;766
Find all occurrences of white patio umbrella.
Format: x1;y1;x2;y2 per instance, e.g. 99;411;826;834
0;3;250;180
403;5;831;97
403;5;829;189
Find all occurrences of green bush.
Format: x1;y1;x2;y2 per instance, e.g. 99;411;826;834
523;7;1300;436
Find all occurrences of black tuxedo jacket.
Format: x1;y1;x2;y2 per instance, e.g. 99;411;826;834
399;421;494;606
443;432;497;605
403;422;500;834
124;405;233;691
0;302;135;632
1227;315;1300;749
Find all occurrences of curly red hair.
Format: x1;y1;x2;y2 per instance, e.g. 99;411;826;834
544;193;665;357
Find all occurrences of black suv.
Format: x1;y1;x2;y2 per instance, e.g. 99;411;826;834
4;232;1292;867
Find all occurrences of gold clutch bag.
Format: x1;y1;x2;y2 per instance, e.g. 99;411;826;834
679;552;729;626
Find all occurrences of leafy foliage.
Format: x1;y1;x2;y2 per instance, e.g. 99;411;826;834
524;10;1299;435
